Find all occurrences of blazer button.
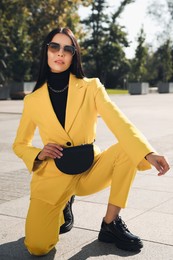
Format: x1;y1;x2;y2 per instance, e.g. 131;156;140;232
66;142;71;146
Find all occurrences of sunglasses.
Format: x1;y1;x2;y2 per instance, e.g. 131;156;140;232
47;42;76;56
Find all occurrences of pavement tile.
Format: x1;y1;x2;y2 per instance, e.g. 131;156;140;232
0;215;25;244
153;198;173;214
127;187;173;210
0;196;29;218
132;174;173;193
128;211;173;245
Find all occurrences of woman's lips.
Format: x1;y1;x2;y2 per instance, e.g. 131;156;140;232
54;60;64;64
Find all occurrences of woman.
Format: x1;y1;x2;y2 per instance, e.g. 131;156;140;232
13;27;169;256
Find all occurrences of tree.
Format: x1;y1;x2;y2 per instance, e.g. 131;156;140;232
81;0;134;88
139;38;173;85
81;0;109;79
148;0;173;45
147;0;173;83
154;39;173;82
0;1;32;81
129;27;148;82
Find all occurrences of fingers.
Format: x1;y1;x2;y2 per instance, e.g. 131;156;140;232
156;156;170;176
38;143;63;160
146;153;170;176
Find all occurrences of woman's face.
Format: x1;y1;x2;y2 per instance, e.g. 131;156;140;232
47;33;74;73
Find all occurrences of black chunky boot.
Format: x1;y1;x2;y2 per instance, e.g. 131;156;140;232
59;195;75;234
98;216;143;251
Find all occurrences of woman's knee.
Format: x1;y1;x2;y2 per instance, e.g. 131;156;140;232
25;238;56;256
102;143;128;163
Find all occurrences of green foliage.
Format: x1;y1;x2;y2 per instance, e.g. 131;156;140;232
147;0;173;84
128;27;148;82
0;0;32;81
134;39;173;85
154;39;173;82
81;0;134;88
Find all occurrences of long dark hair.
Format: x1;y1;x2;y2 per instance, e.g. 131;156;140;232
33;27;85;92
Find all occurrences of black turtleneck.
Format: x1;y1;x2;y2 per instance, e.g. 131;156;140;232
47;69;70;128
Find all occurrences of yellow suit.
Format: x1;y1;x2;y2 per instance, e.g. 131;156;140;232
13;74;154;255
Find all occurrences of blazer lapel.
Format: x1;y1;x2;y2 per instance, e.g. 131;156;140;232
65;74;86;133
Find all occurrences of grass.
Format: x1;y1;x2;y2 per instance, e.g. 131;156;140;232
106;89;128;94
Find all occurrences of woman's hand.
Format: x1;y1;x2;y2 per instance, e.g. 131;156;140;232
38;143;63;161
145;153;170;176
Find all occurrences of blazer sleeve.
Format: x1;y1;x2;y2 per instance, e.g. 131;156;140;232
13;95;42;173
93;78;156;171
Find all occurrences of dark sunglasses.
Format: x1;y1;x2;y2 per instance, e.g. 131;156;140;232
47;42;76;56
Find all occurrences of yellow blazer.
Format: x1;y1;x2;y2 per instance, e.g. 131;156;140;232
13;74;153;181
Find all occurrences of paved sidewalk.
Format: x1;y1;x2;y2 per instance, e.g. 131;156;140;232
0;93;173;259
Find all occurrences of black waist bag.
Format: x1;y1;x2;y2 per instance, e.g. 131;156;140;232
54;144;94;175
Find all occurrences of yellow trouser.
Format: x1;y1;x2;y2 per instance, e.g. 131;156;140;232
25;143;137;255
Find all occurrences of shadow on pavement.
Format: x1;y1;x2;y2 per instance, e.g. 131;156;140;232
68;239;141;259
0;237;142;259
0;237;56;260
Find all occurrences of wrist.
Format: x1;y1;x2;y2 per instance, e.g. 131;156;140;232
35;152;43;161
145;152;154;160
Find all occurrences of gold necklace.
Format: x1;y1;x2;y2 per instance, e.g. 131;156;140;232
48;83;69;93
